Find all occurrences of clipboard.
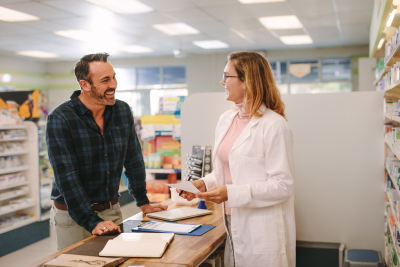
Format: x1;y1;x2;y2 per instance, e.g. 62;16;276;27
132;221;215;236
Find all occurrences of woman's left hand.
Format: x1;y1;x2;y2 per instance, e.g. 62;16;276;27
196;185;228;204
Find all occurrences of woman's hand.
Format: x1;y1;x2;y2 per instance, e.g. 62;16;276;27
178;180;206;201
196;185;227;204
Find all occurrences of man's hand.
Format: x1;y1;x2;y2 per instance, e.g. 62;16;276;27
196;185;228;204
178;180;207;201
92;220;121;236
140;203;168;214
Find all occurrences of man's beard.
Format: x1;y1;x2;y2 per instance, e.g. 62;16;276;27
90;85;115;105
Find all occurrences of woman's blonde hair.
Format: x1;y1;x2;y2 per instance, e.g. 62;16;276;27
228;51;286;119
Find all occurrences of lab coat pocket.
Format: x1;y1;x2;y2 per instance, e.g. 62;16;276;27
250;214;286;254
239;156;265;178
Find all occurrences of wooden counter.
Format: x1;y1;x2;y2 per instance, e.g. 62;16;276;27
28;202;226;267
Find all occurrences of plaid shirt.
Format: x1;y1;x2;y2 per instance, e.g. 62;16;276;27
46;90;149;232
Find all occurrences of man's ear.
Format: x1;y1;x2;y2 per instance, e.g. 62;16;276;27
79;80;91;92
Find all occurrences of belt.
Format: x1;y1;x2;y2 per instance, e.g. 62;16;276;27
54;198;119;212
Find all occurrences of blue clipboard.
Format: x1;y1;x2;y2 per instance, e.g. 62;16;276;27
131;221;215;236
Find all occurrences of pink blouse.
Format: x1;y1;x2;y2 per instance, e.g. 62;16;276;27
216;103;251;215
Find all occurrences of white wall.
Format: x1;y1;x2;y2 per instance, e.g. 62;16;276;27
181;91;384;253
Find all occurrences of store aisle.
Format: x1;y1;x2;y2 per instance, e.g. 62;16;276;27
0;201;141;267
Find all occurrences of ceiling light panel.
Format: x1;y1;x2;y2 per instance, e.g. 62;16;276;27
153;23;200;35
193;40;229;49
54;29;92;42
85;0;153;14
120;45;153;53
16;50;59;58
279;35;313;45
259;15;303;30
0;6;40;22
239;0;284;3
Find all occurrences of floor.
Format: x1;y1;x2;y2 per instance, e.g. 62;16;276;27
0;201;141;267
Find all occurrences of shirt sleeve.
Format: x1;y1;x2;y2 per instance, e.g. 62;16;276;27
46;112;103;232
123;111;149;207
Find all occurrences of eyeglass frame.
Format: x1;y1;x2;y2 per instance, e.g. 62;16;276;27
223;73;239;83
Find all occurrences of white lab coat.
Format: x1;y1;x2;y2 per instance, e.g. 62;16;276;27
202;104;295;267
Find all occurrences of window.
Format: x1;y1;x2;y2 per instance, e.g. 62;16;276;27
269;58;352;94
115;66;187;116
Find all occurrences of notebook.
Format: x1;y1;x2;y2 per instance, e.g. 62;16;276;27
44;254;124;267
146;207;212;221
99;233;174;258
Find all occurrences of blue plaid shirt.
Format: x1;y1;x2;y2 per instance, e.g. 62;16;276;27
46;90;149;232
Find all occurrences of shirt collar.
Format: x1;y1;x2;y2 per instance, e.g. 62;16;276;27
70;90;91;115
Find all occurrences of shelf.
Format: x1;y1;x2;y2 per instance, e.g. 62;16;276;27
0;149;28;157
0;202;36;216
386;79;400;93
374;67;390;86
386;43;400;67
40;178;52;186
146;168;181;174
41;213;50;221
0;217;37;235
38;121;46;127
0;181;28;191
119;186;128;193
0;165;28;175
39;150;47;156
386;212;400;262
393;115;400;123
386;113;393;120
0;137;28;143
0;125;27;130
0;190;28;202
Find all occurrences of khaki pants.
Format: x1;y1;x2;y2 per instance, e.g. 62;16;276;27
224;214;235;267
50;202;123;251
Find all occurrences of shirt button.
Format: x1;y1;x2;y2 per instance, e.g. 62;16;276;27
106;188;108;191
103;135;105;138
105;154;107;156
94;123;96;126
107;171;109;174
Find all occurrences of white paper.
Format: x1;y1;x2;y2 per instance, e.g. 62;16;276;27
166;182;200;194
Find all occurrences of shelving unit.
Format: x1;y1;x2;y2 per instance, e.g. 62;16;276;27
374;67;390;86
38;120;52;221
0;122;40;236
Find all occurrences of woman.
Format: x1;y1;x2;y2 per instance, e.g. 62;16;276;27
181;51;295;267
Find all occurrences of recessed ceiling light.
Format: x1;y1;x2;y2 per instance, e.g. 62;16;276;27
193;40;229;49
16;51;59;58
153;23;200;35
54;30;91;42
120;45;153;53
279;35;313;45
0;6;40;22
85;0;153;14
259;15;303;30
239;0;284;3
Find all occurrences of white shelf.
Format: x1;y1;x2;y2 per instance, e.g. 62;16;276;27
38;121;46;127
0;149;29;157
0;165;28;175
386;213;400;262
41;213;50;221
0;125;27;130
40;178;52;186
0;202;36;216
0;181;29;191
0;190;28;202
39;150;47;156
146;168;177;174
0;217;37;235
119;186;128;193
374;67;390;86
0;137;28;143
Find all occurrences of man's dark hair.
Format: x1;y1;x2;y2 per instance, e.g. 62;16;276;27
74;53;110;86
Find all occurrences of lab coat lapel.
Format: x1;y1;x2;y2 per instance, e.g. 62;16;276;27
212;110;238;163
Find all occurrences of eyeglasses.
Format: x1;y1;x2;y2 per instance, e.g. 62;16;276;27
223;73;239;83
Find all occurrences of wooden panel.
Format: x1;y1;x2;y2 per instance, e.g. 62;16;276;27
29;202;226;267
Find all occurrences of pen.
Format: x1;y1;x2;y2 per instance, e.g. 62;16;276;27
179;190;185;196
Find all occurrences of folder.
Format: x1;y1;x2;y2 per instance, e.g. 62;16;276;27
131;220;215;236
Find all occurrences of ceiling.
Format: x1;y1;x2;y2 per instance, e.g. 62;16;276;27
0;0;374;61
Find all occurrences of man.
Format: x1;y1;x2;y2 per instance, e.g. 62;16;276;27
46;53;167;250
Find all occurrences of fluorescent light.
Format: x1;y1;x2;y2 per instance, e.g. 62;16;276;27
54;30;92;42
193;40;229;49
0;6;40;22
387;9;397;27
259;15;303;30
239;0;284;3
16;51;59;58
120;45;153;53
378;38;385;49
153;23;200;35
279;35;313;45
85;0;153;14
